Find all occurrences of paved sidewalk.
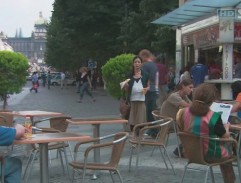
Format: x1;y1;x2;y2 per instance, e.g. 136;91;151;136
0;82;234;183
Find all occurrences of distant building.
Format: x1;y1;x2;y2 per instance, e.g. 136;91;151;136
2;12;48;64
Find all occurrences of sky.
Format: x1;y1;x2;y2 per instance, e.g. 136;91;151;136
0;0;54;37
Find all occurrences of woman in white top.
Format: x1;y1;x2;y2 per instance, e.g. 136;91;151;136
124;56;149;131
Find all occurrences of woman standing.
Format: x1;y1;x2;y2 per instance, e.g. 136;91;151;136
77;67;96;103
177;83;235;183
124;56;149;131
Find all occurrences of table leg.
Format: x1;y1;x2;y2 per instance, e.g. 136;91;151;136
92;124;100;180
39;143;49;183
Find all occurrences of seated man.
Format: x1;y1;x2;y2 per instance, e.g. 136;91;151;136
0;123;25;183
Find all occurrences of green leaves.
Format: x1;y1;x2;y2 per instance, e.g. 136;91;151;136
101;54;134;98
0;51;29;109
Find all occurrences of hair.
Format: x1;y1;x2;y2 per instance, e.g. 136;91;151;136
231;80;241;99
175;78;193;91
131;56;143;75
197;55;206;64
138;49;152;60
189;83;219;116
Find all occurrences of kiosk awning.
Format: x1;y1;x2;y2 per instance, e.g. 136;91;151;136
152;0;241;26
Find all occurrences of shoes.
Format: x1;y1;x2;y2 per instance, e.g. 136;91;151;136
77;100;82;103
93;99;96;102
173;146;184;158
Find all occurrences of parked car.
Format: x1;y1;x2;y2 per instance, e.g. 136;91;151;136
51;75;76;86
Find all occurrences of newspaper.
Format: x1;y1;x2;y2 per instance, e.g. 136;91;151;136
210;102;233;124
120;79;130;90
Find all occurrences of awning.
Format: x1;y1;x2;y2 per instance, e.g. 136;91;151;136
152;0;241;26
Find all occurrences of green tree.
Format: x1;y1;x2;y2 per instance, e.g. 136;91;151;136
101;53;134;98
46;0;125;70
0;51;29;109
118;0;178;57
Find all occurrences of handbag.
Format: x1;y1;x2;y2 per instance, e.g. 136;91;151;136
119;91;130;120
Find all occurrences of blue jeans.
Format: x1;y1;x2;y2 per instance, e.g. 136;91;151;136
0;157;22;183
79;82;93;100
145;91;158;137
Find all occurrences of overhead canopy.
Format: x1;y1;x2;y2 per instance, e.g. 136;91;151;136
152;0;241;26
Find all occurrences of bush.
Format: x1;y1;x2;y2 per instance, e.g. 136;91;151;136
0;51;29;109
101;54;134;98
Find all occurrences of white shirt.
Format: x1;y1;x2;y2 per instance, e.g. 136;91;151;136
130;79;145;101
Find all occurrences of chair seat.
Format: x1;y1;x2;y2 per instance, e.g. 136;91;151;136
69;162;117;171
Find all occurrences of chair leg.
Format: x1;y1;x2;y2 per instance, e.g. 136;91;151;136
67;142;74;160
109;171;115;183
162;146;176;174
209;166;215;183
23;150;38;183
159;147;169;169
128;145;134;172
180;163;188;183
57;149;65;174
204;167;210;183
115;169;124;183
173;123;181;157
135;144;141;173
71;169;76;183
62;147;71;180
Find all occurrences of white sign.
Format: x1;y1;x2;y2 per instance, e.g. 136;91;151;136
210;102;233;124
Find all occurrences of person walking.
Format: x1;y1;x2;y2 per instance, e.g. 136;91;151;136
139;49;159;138
60;72;66;89
123;56;149;131
47;71;52;90
77;67;96;103
30;72;38;93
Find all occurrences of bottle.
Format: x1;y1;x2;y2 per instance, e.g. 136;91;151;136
24;116;32;138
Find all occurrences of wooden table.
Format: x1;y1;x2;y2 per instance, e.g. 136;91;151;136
66;118;128;179
14;132;91;183
2;110;63;123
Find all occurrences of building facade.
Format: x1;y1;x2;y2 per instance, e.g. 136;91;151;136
2;12;47;64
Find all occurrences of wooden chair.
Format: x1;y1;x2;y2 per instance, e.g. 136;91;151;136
152;110;181;157
23;116;72;183
128;118;176;174
69;132;128;183
178;131;241;183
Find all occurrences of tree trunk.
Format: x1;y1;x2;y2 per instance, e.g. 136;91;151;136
2;94;8;110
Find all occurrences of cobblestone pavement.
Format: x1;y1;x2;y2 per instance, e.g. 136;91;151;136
1;82;236;183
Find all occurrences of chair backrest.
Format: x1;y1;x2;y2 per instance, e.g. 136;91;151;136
152;110;160;120
109;132;128;167
49;116;71;132
0;110;14;127
178;132;206;164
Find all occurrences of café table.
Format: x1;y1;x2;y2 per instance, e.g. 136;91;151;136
66;118;128;179
14;132;91;183
1;110;63;123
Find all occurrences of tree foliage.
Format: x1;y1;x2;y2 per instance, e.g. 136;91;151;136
0;51;29;109
46;0;177;71
101;54;134;98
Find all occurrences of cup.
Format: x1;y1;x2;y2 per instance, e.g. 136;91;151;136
25;122;32;138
